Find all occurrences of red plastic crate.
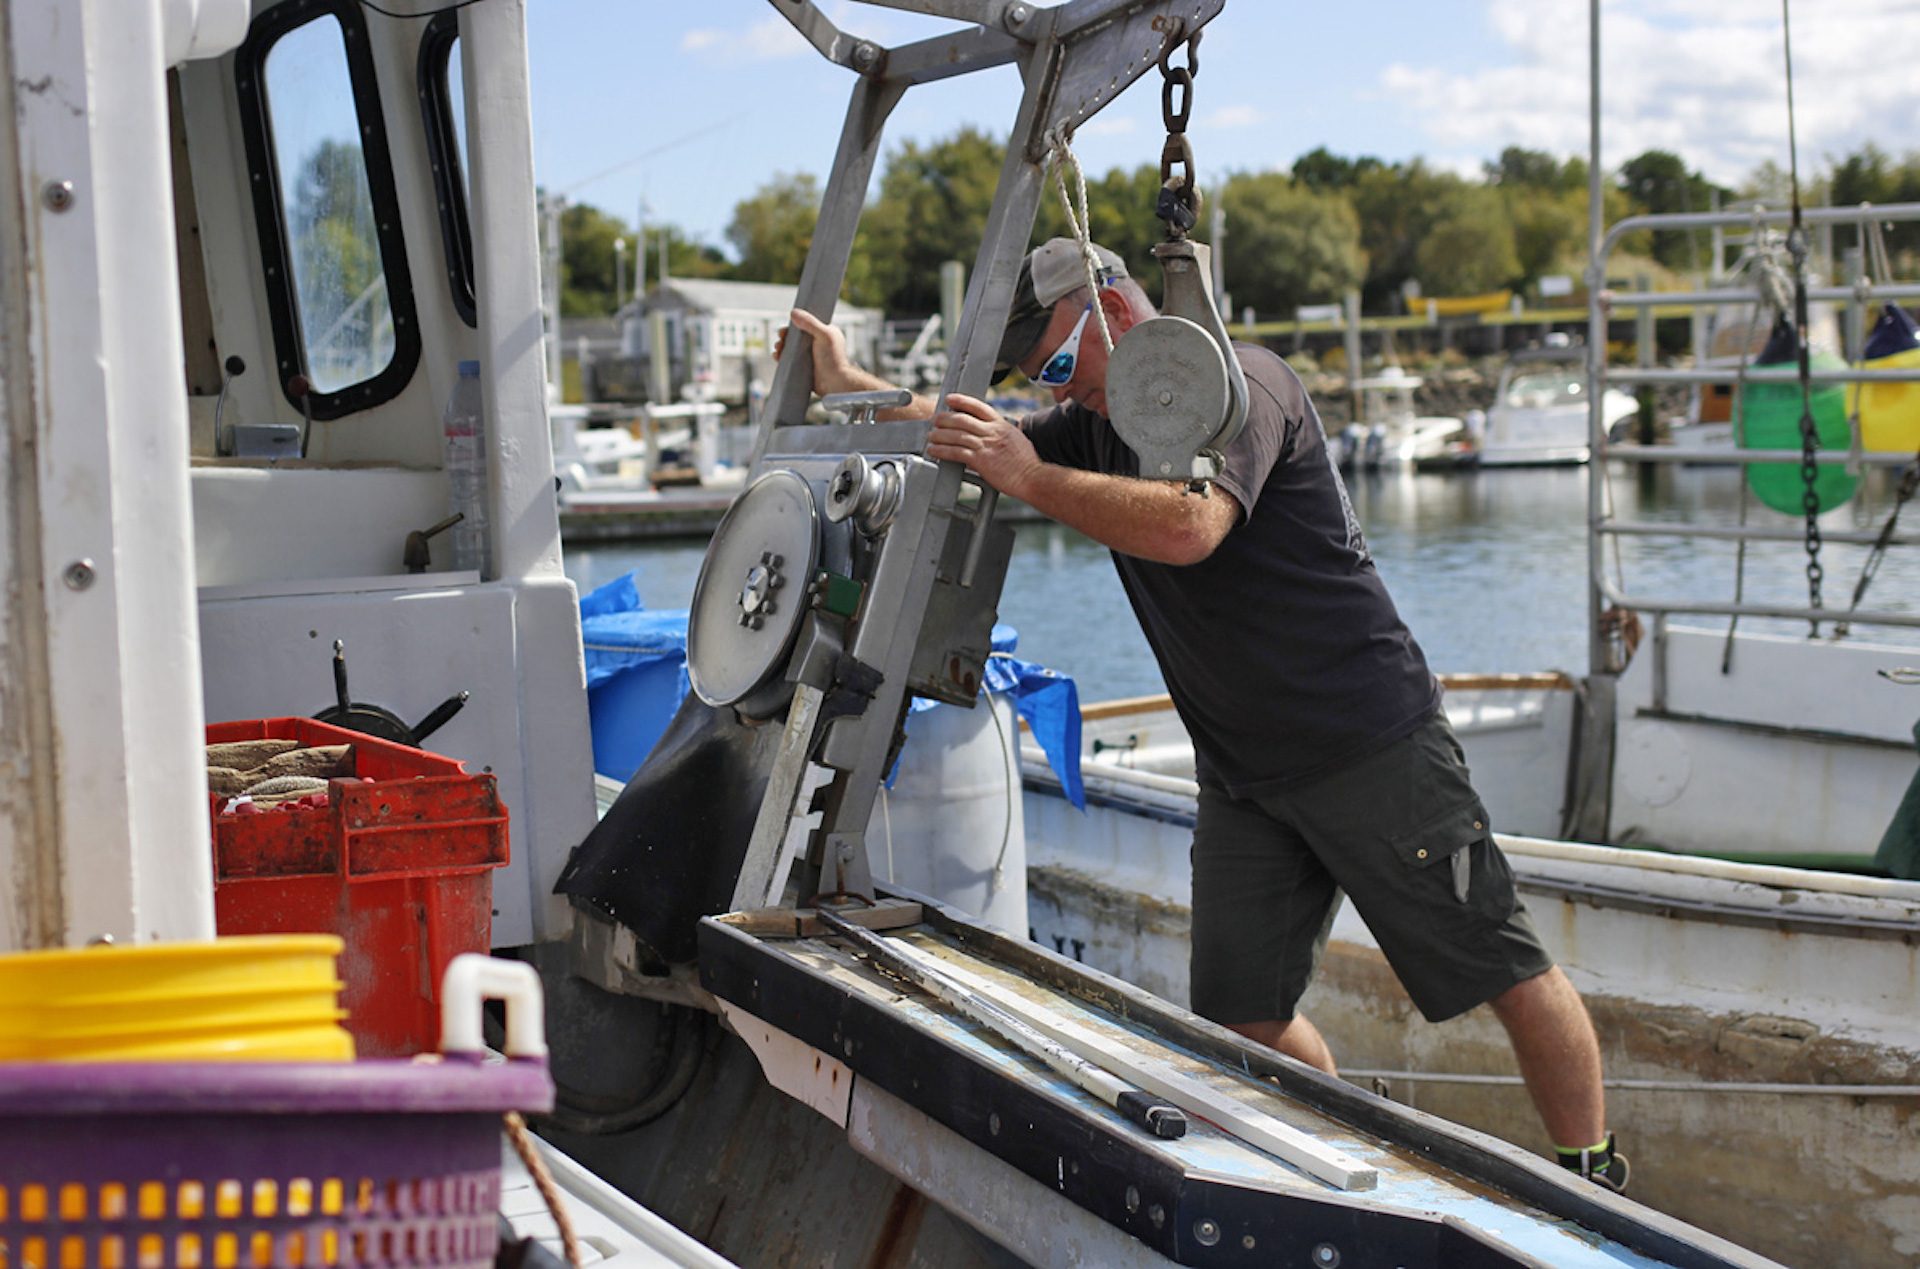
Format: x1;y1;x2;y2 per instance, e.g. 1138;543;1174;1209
207;717;509;1057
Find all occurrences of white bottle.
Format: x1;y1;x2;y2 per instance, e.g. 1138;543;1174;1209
442;359;490;576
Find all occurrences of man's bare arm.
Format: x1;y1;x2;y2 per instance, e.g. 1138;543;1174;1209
928;394;1238;566
779;308;934;421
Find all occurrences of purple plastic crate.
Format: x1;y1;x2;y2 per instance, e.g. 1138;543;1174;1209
0;1056;552;1269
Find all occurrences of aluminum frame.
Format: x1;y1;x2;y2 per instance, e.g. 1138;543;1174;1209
730;0;1224;907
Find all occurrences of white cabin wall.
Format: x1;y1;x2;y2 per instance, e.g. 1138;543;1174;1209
461;0;595;941
167;0;588;948
462;0;562;586
0;0;251;950
177;55;280;441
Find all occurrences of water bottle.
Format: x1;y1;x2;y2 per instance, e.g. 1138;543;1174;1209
441;360;490;575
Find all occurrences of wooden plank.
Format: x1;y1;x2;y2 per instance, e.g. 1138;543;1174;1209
887;939;1378;1192
1079;694;1181;722
1437;672;1576;692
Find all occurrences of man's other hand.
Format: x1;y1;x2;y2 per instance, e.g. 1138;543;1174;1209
928;394;1041;499
776;308;862;395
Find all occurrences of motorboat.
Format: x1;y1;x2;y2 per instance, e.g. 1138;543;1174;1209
1480;337;1638;466
1333;365;1469;470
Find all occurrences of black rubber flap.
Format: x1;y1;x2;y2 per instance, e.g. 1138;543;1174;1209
555;692;782;963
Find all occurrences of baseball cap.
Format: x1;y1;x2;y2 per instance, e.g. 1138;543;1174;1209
993;238;1128;381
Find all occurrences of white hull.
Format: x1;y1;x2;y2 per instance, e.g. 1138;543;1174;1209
1018;644;1920;1268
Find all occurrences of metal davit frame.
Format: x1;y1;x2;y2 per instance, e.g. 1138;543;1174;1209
559;2;1227;947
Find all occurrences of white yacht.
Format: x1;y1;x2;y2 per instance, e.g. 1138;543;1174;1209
1480;337;1638;466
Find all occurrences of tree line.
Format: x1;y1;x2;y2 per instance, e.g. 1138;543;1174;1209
556;139;1920;320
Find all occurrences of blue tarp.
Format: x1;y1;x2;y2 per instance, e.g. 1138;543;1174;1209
578;572;1083;808
579;574;691;698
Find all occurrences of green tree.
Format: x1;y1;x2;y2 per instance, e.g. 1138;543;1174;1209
1217;171;1365;315
1416;185;1520;295
1031;161;1167;299
1506;185;1586;287
1291;146;1383;192
556;202;727;316
559;202;631;316
1350;159;1464;307
726;172;821;283
857;127;1007;313
1830;144;1920;263
1486;146;1583;193
1618;150;1724;272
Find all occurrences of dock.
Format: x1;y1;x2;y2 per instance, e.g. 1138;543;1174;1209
560;487;1053;543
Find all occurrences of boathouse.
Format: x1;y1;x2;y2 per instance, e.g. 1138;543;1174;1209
620;278;884;405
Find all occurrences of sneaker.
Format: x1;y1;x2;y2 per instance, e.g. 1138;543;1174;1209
1557;1133;1629;1193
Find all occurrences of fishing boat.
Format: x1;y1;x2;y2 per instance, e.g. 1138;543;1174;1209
1012;87;1920;1269
0;0;1823;1266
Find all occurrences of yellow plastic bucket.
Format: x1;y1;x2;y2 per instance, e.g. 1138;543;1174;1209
0;935;354;1062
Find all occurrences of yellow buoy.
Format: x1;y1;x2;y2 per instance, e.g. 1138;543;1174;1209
1850;305;1920;453
0;934;354;1062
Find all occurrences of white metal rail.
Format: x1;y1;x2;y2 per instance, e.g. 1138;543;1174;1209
1583;201;1920;647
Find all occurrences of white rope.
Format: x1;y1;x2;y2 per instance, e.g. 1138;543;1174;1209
982;679;1016;892
1048;137;1115;354
1721;297;1767;671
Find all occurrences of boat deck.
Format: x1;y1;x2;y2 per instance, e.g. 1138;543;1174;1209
695;896;1773;1268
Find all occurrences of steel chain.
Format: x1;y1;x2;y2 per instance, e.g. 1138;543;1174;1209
1156;30;1201;233
1787;225;1824;631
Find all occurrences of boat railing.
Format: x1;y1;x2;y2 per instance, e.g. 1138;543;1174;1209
1584;201;1920;645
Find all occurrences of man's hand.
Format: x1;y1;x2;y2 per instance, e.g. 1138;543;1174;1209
927;393;1042;499
776;308;862;396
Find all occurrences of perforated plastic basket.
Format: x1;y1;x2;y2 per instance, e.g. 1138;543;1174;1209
0;957;552;1269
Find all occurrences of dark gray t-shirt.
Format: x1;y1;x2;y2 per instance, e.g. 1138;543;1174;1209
1023;343;1440;795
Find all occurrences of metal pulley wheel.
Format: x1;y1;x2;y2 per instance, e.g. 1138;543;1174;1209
823;453;903;536
687;469;821;708
1106;314;1231;478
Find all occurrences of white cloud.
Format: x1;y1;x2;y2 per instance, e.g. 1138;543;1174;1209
1079;115;1138;139
1205;105;1264;130
680;16;808;63
1379;0;1920;185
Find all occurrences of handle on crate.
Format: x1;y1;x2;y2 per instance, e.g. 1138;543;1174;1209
440;953;548;1061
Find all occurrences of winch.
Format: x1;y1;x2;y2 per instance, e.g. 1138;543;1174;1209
559;0;1234;964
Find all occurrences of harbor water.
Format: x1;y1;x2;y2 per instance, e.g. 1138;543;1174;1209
563;464;1920;703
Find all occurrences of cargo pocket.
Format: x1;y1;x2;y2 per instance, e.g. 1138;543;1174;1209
1387;797;1494;907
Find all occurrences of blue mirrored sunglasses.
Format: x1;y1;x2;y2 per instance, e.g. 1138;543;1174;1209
1036;303;1094;387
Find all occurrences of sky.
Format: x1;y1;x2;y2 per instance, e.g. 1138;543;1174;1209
525;0;1920;260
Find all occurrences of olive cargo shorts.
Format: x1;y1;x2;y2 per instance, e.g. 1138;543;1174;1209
1189;711;1553;1025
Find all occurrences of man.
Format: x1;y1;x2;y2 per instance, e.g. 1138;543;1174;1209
784;238;1625;1190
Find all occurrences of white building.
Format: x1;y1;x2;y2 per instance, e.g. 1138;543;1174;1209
621;278;884;405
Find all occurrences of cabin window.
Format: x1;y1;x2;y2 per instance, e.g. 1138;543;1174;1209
235;0;421;420
418;11;475;326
